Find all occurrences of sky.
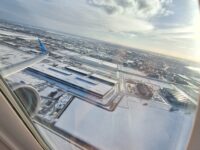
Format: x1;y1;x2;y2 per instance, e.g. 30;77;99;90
0;0;200;62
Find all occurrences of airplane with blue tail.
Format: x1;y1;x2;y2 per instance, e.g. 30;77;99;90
38;38;47;54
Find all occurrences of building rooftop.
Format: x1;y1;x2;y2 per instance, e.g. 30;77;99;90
28;64;115;98
55;97;194;150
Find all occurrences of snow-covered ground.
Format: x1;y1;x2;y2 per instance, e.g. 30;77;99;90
0;45;35;68
55;97;194;150
0;39;197;150
0;29;36;40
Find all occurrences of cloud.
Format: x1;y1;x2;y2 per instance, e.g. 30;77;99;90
150;24;200;41
107;15;154;33
87;0;119;14
87;0;173;18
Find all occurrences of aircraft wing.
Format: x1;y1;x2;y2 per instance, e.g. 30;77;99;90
0;38;48;78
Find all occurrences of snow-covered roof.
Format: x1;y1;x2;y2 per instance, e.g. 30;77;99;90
29;64;114;98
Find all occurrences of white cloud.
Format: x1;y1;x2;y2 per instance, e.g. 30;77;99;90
106;15;154;33
150;23;200;41
87;0;173;18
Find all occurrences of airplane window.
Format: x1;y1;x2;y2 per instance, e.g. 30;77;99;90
0;0;200;150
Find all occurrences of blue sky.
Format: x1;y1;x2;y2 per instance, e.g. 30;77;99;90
0;0;200;61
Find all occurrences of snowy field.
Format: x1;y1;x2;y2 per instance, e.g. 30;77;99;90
0;45;35;68
55;97;194;150
0;41;197;150
0;29;36;40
